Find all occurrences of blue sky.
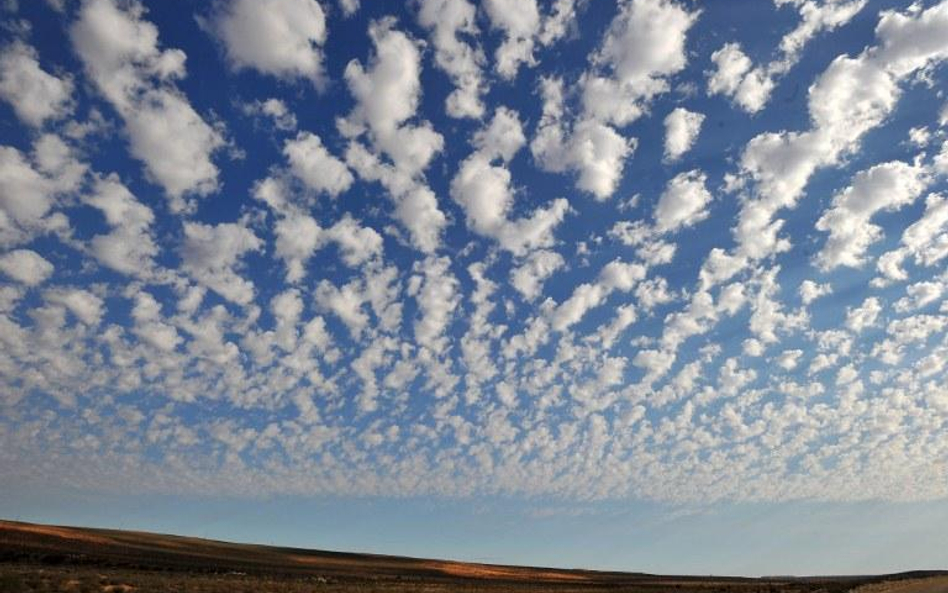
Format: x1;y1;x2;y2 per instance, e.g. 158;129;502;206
1;0;948;576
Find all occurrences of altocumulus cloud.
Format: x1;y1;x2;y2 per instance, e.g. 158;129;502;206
1;0;948;505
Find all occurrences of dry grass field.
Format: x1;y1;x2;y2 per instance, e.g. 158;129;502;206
1;520;944;593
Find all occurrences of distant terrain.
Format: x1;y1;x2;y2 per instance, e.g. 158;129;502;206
1;519;945;592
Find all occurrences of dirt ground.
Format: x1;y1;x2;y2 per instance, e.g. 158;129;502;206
852;577;948;593
4;564;935;593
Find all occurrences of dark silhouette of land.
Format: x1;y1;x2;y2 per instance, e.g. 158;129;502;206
1;519;946;592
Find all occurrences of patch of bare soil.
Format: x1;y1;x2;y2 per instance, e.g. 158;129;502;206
852;577;948;593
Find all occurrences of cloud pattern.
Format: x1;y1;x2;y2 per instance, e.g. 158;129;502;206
1;0;948;505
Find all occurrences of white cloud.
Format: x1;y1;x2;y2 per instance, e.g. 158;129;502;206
532;0;697;201
131;291;181;352
273;211;322;283
259;177;382;281
776;349;803;371
70;0;224;210
510;249;564;301
84;174;157;276
411;256;459;352
885;313;948;346
481;0;576;80
9;0;948;509
315;279;369;339
0;41;73;127
284;132;353;197
799;279;832;304
180;221;262;305
894;278;946;313
816;160;928;270
875;193;948;285
482;0;540;79
747;266;807;346
340;19;447;253
241;98;298;131
207;0;327;86
473;106;525;162
707;43;753;100
417;0;485;118
707;1;867;113
0;249;54;286
338;0;358;16
654;169;713;233
324;214;383;267
451;158;513;237
584;0;699;126
451;107;569;255
340;20;441;175
635;276;675;311
531;78;635;200
0;135;84;247
549;259;645;332
845;296;882;333
700;0;948;290
45;287;104;325
663;107;704;162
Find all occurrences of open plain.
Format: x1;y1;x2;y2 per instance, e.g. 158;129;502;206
1;520;945;593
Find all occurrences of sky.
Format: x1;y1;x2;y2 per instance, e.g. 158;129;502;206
1;0;948;577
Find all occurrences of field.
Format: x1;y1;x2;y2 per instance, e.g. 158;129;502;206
1;520;946;593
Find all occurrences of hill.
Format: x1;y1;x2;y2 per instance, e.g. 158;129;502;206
1;519;945;592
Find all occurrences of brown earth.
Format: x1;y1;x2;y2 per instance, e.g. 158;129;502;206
0;519;944;592
851;577;948;593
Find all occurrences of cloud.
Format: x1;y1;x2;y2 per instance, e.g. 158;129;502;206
6;0;948;508
483;0;540;79
816;160;928;270
0;40;73;127
240;98;298;131
259;176;382;281
340;18;447;253
894;277;946;313
417;0;485;118
44;287;104;325
284;132;353;197
531;78;635;200
70;0;224;210
875;192;948;285
845;296;882;333
549;259;646;332
315;279;369;339
84;174;158;276
532;0;697;200
699;0;948;289
654;169;713;233
480;0;576;80
663;107;704;162
273;209;322;283
338;0;358;17
0;249;54;286
0;135;85;247
180;221;262;305
799;279;832;304
451;107;569;255
707;1;867;114
583;0;699;126
131;291;182;352
510;249;564;301
206;0;327;86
